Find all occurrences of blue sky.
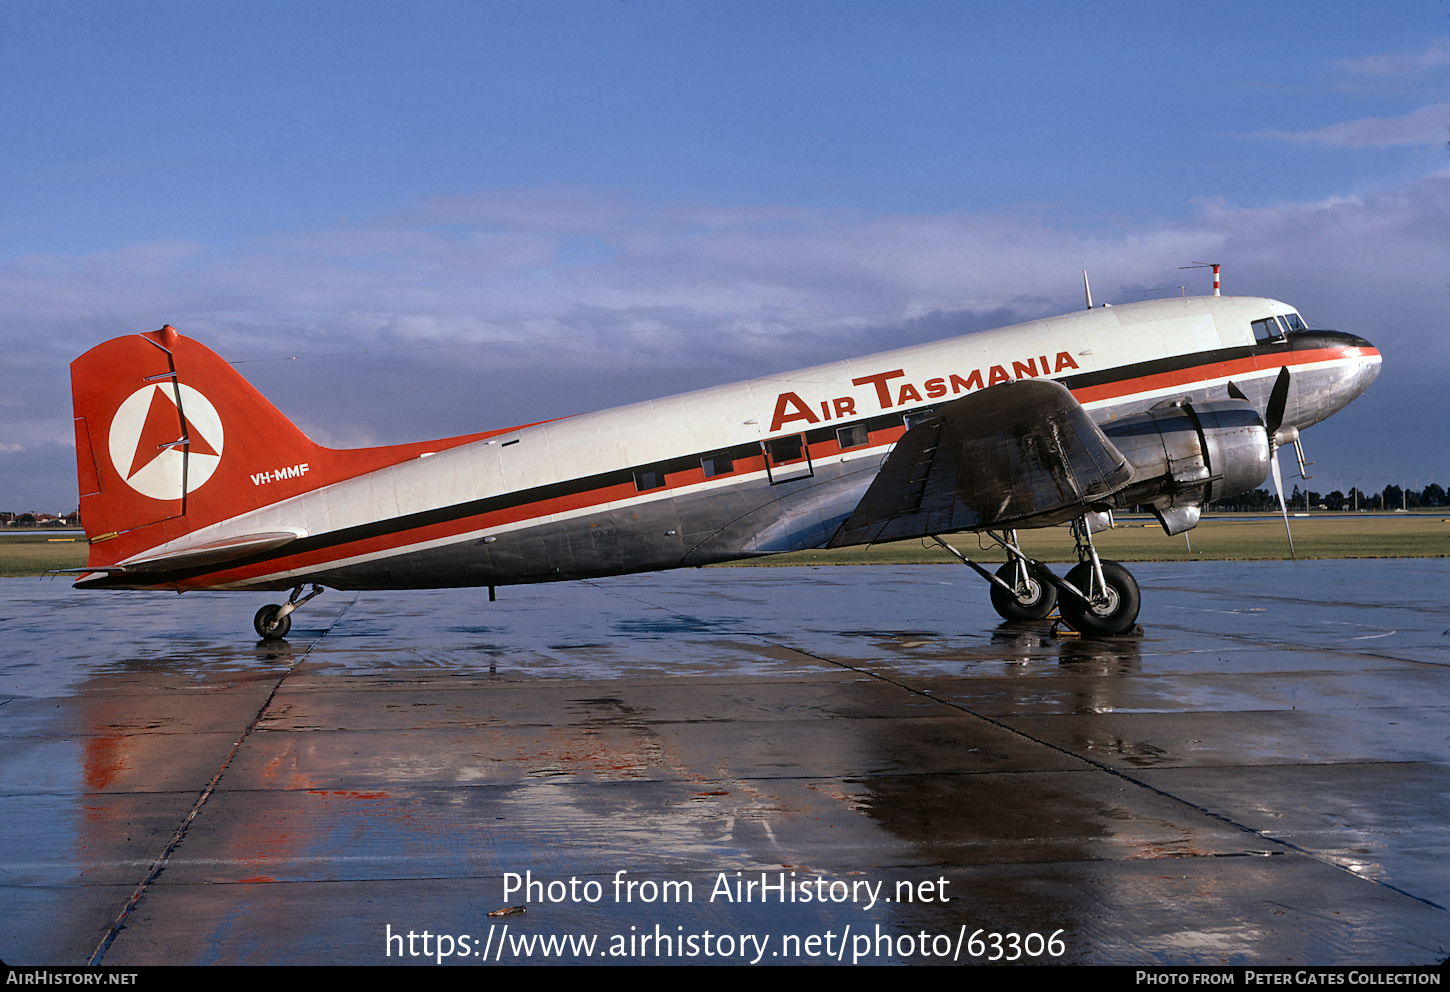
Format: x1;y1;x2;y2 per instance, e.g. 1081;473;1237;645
3;1;1447;510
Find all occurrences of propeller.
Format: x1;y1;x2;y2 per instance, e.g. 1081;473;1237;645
1229;367;1296;560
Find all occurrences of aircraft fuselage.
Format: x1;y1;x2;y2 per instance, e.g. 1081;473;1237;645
73;295;1379;594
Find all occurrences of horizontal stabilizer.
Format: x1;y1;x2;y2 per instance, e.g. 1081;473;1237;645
78;529;306;575
828;379;1131;547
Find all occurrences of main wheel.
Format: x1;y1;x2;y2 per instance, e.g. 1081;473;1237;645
989;561;1057;621
254;604;291;640
1059;560;1140;636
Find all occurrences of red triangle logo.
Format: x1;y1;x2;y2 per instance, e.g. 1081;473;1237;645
126;386;218;480
183;412;219;458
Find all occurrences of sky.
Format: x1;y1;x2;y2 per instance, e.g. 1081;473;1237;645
2;0;1447;512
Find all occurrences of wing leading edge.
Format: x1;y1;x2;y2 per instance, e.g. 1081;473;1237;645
828;379;1132;547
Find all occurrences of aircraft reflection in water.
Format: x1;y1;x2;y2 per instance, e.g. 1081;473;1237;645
69;292;1379;639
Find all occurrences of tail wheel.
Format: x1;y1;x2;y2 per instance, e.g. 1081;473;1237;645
254;604;291;640
989;561;1057;621
1060;560;1140;636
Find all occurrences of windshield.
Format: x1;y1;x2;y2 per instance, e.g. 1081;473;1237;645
1252;311;1306;343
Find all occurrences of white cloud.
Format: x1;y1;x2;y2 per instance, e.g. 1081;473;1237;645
2;177;1442;363
1331;38;1450;96
3;170;1447;508
1248;103;1448;148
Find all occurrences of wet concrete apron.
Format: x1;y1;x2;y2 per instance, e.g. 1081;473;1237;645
3;561;1447;964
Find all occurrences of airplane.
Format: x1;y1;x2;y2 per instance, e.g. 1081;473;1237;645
67;290;1380;639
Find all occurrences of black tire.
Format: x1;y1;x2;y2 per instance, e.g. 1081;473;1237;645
254;604;291;640
989;561;1057;621
1059;560;1140;636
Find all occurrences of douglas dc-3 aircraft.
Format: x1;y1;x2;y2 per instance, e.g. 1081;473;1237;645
68;292;1380;639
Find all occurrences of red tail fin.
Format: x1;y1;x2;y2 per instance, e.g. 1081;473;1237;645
71;325;493;573
71;325;332;568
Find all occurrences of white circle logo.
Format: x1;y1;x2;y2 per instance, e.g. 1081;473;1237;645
107;384;225;500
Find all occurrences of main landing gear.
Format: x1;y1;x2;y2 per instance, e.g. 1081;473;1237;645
934;516;1141;637
254;584;325;640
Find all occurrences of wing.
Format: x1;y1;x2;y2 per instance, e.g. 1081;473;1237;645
828;378;1132;547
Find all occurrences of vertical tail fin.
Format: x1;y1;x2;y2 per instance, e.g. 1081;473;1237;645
73;325;503;579
71;325;328;568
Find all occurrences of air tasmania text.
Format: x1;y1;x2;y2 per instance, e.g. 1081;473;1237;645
768;353;1082;432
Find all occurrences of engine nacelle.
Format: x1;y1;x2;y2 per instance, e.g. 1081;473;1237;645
1100;399;1271;535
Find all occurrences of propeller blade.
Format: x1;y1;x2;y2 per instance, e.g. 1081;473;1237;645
1268;447;1296;561
1231;368;1297;559
1265;366;1291;438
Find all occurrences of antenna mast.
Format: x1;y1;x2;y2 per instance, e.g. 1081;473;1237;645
1180;262;1222;296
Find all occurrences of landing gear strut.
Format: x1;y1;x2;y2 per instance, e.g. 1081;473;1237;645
1056;517;1140;636
254;584;324;640
933;517;1141;636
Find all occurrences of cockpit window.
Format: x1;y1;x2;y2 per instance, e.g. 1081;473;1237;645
1251;318;1285;344
1279;312;1306;333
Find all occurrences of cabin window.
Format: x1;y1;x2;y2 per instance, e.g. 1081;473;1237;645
763;433;813;484
903;408;937;431
700;451;734;478
1251;318;1285;344
634;466;666;491
836;424;869;449
766;435;804;463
